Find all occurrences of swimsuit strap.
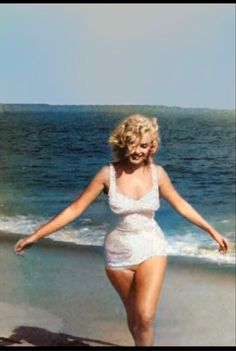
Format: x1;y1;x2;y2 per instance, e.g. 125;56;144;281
109;163;116;193
151;163;158;190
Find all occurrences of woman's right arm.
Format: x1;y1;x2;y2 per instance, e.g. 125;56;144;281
15;166;109;254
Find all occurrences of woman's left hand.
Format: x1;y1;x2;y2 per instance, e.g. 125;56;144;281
213;233;229;254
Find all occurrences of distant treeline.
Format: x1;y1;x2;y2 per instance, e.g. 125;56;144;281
0;103;234;118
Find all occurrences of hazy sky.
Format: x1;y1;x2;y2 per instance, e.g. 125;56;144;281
0;4;235;109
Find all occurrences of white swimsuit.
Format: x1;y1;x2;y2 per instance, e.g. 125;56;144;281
103;163;168;269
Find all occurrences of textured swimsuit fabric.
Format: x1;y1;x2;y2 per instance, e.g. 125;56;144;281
104;163;168;268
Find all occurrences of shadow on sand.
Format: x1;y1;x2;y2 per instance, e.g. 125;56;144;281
0;326;120;347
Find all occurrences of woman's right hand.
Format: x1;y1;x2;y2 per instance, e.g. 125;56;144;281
14;235;38;255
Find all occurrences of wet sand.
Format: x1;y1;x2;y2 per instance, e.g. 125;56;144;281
0;231;235;347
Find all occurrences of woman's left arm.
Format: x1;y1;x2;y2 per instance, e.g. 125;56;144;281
157;165;229;254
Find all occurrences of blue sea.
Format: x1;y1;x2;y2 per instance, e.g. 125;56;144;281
0;105;235;265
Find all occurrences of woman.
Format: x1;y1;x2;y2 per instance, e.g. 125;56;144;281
15;114;228;346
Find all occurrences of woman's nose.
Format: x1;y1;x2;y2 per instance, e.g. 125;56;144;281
134;145;142;154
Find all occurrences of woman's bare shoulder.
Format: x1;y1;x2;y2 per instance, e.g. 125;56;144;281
153;164;169;184
96;164;110;180
96;165;110;192
85;165;110;194
155;164;166;173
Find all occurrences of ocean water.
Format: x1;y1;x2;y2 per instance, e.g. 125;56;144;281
0;106;235;265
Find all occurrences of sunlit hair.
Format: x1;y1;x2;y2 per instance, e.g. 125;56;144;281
108;114;160;161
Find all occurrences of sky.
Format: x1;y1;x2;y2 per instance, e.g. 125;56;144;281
0;4;235;109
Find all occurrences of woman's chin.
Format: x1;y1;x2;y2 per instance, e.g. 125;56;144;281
128;156;146;165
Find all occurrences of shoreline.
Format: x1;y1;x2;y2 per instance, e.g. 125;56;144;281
1;230;235;270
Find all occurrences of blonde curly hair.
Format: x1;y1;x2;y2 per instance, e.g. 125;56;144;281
108;114;160;161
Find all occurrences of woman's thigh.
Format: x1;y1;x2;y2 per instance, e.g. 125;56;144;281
105;267;136;311
134;256;168;317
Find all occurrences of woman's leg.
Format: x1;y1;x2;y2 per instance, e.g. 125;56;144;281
133;256;167;346
105;267;136;341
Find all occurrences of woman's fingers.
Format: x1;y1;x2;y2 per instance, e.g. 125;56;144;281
14;239;25;255
218;237;229;254
14;237;34;255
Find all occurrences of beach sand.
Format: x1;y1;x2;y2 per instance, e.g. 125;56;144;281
0;230;235;347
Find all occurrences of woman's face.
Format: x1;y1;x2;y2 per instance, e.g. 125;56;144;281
126;132;153;165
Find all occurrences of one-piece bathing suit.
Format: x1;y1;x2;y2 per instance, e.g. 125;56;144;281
103;163;168;270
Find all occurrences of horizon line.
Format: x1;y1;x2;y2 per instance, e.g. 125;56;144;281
0;102;235;111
